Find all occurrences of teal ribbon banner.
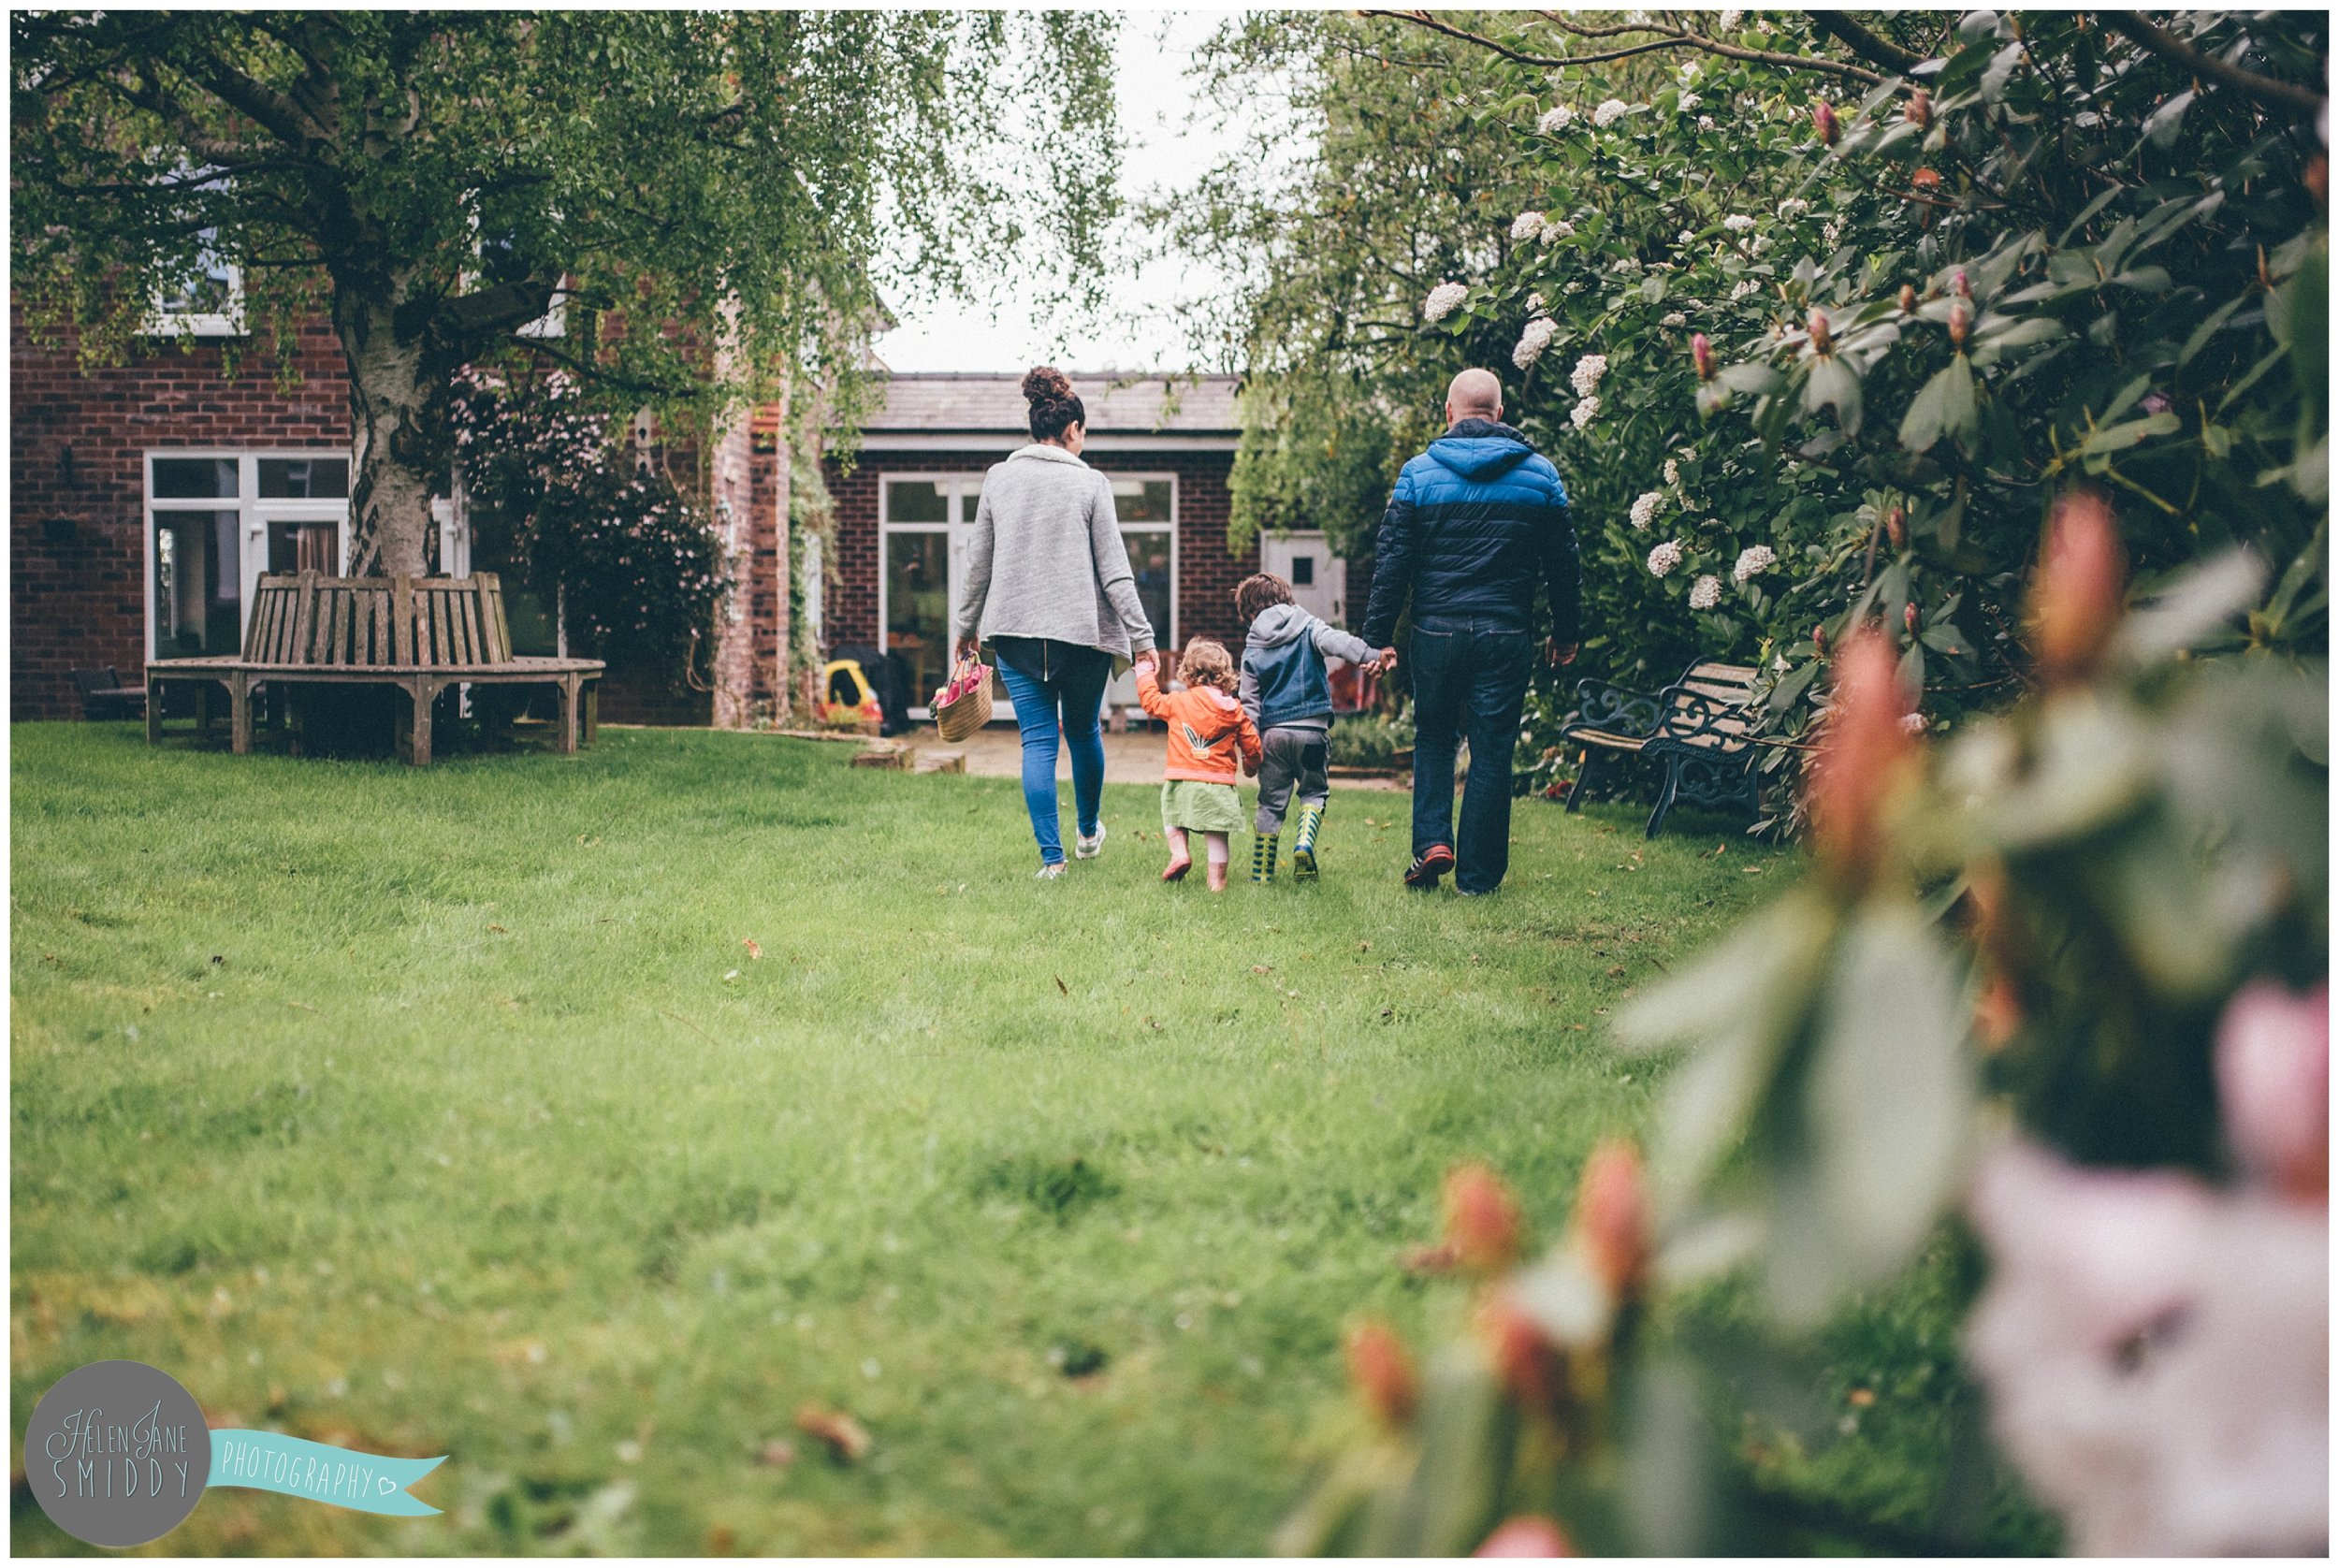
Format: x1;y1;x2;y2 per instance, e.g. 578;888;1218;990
207;1430;443;1516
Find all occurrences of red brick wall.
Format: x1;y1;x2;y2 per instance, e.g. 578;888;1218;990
708;419;787;729
11;310;350;719
818;447;1257;659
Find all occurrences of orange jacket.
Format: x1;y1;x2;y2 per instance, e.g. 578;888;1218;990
1136;665;1263;784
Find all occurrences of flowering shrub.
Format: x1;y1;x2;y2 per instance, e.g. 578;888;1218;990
1282;495;2328;1554
451;363;730;678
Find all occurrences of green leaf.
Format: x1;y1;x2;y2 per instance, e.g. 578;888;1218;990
1788;902;1973;1323
2078;410;2179;455
1898;356;1977;452
1803;356;1863;436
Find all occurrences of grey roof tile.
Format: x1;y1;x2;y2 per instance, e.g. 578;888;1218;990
861;372;1239;434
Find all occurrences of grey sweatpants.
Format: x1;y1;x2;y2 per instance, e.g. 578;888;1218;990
1254;724;1330;834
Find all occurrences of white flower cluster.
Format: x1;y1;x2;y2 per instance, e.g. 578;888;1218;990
1679;92;1703;112
1629;490;1665;530
1689;574;1722;610
1697;115;1718;131
1537;103;1576;135
1647;539;1684;577
1722;212;1757;234
1525;291;1545;313
1677;227;1697;244
1510;211;1547;242
1570;396;1602;430
1730;278;1760;300
1423;282;1469;323
1568;353;1609;398
1663;457;1681;485
1718;8;1745;31
1512;315;1559;370
1898;711;1927;736
1544;217;1576;241
1823;218;1845;248
1592;98;1632;128
1733;544;1777;583
1778;197;1810;219
1661;311;1688;328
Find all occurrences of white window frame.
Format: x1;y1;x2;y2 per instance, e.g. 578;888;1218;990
143;450;353;660
140;235;246;339
876;471;1178;717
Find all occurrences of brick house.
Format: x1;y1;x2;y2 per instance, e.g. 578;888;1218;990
9;298;783;726
818;372;1349;722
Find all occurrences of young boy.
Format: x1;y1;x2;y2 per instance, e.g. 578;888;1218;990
1234;573;1382;882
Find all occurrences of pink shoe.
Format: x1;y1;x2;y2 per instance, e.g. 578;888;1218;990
1162;855;1192;882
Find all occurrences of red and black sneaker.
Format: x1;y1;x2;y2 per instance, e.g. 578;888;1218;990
1403;845;1455;889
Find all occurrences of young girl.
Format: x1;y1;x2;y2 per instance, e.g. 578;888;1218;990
1135;639;1263;891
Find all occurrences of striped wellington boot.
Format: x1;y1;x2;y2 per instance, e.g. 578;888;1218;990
1250;833;1279;884
1289;803;1326;881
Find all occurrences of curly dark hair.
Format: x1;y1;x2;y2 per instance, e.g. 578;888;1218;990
1233;572;1295;626
1022;365;1086;443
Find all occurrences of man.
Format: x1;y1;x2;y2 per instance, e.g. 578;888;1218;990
1360;367;1580;894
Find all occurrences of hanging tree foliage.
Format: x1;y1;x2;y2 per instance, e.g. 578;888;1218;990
12;11;1122;576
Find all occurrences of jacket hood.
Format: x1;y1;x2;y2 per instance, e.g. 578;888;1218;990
1008;443;1086;466
1247;602;1315;647
1427;418;1534;480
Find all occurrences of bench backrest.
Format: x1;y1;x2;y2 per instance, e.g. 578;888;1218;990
242;572;516;668
1657;661;1761;752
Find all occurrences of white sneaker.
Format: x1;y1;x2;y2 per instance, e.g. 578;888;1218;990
1076;822;1107;860
1036;862;1067;880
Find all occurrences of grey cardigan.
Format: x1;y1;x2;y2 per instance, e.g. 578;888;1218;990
953;444;1157;661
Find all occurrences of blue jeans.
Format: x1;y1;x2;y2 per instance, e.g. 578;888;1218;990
1407;617;1533;894
992;638;1112;865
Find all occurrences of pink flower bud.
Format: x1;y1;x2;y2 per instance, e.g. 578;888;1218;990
1571;1140;1649;1298
1904;602;1920;635
1953;269;1972;298
1897;283;1919;313
2216;980;2329;1200
1808;308;1834;354
1813;100;1839;146
1692;332;1717;381
2027;491;2125;685
1948;298;1971;350
1905;88;1932;128
1885;506;1909;550
1812;622;1830;658
1809;629;1914;881
1346;1322;1418;1428
1476;1294;1559;1411
1477;1517;1576;1557
1445;1162;1526;1271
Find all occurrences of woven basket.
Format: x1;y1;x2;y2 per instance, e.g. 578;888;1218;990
933;663;994;743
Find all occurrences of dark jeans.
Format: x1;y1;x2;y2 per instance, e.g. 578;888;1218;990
1408;617;1533;893
992;636;1113;865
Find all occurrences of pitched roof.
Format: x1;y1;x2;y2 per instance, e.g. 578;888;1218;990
858;372;1241;435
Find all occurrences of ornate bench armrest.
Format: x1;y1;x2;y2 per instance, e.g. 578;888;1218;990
1566;678;1662;737
1652;687;1759;751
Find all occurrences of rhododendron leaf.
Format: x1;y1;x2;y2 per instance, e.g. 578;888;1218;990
1804;356;1862;436
1794;903;1972;1319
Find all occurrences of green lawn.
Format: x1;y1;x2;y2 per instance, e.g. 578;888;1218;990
9;722;2021;1554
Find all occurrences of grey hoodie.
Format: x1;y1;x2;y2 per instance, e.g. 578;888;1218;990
953;444;1156;661
1240;602;1376;733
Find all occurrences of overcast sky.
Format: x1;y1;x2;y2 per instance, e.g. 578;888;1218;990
876;11;1257;376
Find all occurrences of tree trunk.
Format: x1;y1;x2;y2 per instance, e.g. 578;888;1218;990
335;270;447;578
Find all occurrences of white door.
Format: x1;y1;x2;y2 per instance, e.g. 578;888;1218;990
1260;531;1346;627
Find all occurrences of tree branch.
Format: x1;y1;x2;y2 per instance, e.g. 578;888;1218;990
1361;9;1886;88
2101;11;2326;122
1807;11;1925;74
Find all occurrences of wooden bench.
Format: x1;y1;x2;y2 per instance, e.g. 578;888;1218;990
1561;660;1763;838
145;572;603;765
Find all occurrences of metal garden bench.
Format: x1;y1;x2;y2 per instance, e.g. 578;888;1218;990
145;571;603;765
1561;660;1764;838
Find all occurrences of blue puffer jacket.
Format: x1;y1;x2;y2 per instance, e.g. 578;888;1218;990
1358;418;1581;648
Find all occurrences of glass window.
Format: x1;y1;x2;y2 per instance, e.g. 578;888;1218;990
257;457;350;499
885;480;951;525
1124;530;1171;651
885;531;952;704
1112;479;1175;523
153;511;241;656
265;520;341;575
1291;554;1315;587
152;457;239;499
153;232;238;318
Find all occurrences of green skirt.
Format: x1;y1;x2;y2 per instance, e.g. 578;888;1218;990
1161;779;1243;835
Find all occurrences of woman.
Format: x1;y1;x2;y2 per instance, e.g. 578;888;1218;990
953;367;1158;878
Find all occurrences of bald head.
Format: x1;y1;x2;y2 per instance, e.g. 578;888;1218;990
1446;368;1504;425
